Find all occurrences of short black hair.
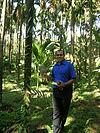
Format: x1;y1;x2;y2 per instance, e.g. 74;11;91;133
54;49;65;55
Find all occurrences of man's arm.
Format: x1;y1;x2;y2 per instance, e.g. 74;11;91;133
64;79;75;86
57;79;75;88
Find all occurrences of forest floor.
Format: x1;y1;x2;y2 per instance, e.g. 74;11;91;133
0;74;100;133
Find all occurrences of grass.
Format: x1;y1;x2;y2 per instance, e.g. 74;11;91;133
0;74;100;133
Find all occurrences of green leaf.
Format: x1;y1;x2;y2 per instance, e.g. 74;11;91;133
46;42;59;50
18;126;23;133
93;29;100;42
41;39;51;52
32;43;39;60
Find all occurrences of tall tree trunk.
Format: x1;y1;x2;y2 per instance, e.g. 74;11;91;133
59;0;63;48
17;25;22;85
40;0;46;44
78;0;82;80
84;37;88;75
89;0;93;85
0;0;6;105
16;2;23;86
0;34;3;105
84;8;88;77
24;0;34;99
8;0;13;73
70;0;75;62
23;1;34;131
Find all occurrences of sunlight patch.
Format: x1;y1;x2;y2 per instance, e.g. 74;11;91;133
73;91;79;101
44;125;52;133
92;89;100;98
4;83;17;90
65;116;75;126
32;114;42;120
83;92;92;96
78;96;85;100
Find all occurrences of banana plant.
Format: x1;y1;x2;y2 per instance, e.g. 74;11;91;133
32;40;50;88
32;39;59;88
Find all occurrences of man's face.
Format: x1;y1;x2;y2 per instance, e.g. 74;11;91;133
55;50;65;62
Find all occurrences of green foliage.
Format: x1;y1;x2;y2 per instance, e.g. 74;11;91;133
0;111;16;132
1;78;99;133
32;40;51;65
93;28;100;43
3;55;17;71
32;40;54;88
3;56;9;67
32;42;39;61
41;38;51;52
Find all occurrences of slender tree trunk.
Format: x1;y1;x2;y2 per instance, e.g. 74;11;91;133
89;0;93;85
8;0;13;73
78;0;82;79
84;37;88;75
16;16;22;85
0;34;3;104
40;0;45;44
59;0;63;48
84;8;88;77
0;0;6;105
17;25;22;84
70;0;75;62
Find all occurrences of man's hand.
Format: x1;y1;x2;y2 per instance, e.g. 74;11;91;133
57;81;65;90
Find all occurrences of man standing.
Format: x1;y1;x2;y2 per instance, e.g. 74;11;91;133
45;49;76;133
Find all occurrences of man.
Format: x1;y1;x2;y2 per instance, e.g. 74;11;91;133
45;49;76;133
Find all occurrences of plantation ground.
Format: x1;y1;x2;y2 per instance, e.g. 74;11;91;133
0;75;100;133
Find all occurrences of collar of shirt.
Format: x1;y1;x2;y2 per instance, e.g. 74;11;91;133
56;59;66;66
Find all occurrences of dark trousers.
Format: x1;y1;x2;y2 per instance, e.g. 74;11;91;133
53;88;73;133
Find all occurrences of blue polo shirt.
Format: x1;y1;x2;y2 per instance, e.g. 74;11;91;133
52;59;76;89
